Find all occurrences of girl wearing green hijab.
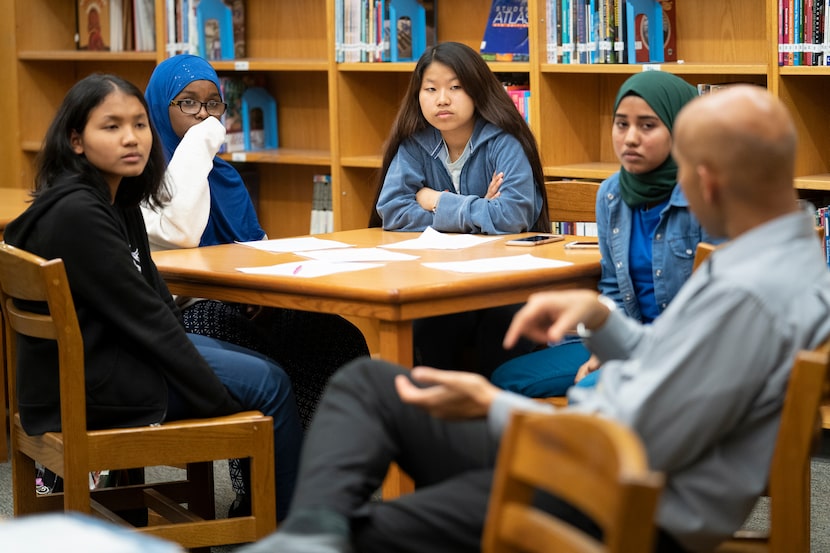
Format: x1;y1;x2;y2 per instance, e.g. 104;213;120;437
491;71;721;397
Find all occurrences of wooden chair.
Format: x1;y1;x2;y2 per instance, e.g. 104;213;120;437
535;180;601;408
0;242;277;551
714;338;830;553
545;180;600;231
482;411;664;553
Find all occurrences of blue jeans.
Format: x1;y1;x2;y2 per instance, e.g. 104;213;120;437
490;336;598;397
169;334;303;520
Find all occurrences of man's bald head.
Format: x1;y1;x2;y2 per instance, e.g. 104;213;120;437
672;85;798;238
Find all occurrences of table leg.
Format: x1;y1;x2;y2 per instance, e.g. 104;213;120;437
0;311;8;462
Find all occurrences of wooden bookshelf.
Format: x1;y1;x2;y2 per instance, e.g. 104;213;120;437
5;0;830;240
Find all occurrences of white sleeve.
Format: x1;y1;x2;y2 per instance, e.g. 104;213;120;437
141;117;226;250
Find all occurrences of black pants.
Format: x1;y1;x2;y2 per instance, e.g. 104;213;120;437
291;358;688;553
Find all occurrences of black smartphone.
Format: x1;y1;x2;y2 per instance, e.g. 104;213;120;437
505;234;565;247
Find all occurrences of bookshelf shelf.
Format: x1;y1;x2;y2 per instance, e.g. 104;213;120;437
547;163;619;180
340;156;383;169
780;66;830;77
18;51;158;62
796;175;830;192
218;149;331;166
211;60;330;72
5;0;830;244
540;62;768;76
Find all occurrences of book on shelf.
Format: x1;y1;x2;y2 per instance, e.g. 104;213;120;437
195;0;245;61
76;0;160;52
218;74;267;153
76;0;111;51
625;0;664;63
552;221;598;236
480;0;529;62
335;0;435;63
133;0;156;51
776;0;830;66
310;174;334;235
504;80;531;125
543;0;676;65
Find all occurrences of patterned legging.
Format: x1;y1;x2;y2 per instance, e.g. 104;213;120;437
181;299;370;494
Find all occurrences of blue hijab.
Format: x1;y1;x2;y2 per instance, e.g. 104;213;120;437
145;54;264;246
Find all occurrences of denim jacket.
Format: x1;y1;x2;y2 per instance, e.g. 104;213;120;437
597;172;721;321
376;118;544;234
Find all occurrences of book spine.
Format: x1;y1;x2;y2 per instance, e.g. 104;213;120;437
546;0;558;62
794;0;802;65
784;0;795;65
576;0;586;63
810;0;824;65
561;0;572;63
778;0;784;65
614;0;625;63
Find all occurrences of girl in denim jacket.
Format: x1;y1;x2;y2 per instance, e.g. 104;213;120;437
492;71;720;396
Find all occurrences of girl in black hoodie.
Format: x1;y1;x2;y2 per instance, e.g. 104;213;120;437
4;73;302;521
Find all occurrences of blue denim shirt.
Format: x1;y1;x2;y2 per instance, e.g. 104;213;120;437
597;172;721;321
376;118;544;234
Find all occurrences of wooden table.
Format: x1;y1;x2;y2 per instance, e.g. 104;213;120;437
0;188;30;463
153;228;602;495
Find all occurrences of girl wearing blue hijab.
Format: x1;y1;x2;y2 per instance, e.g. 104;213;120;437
142;53;264;247
141;54;370;517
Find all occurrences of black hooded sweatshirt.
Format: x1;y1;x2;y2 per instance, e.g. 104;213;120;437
4;176;242;434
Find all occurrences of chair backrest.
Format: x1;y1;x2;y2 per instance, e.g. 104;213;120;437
692;242;718;272
482;411;664;553
764;339;830;551
546;180;600;225
0;243;89;451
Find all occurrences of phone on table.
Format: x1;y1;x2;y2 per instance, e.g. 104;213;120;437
505;234;565;247
564;240;600;250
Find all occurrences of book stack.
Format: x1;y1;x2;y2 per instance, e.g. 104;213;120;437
163;0;246;59
503;80;531;125
310;174;334;235
76;0;156;52
544;0;676;65
334;0;436;63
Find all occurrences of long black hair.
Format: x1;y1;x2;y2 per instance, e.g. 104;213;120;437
369;42;549;231
34;73;167;208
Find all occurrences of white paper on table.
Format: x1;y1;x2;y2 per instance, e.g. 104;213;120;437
422;254;573;273
236;237;353;253
380;226;501;250
298;248;419;262
237;260;383;278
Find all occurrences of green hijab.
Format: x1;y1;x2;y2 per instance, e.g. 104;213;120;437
614;71;698;207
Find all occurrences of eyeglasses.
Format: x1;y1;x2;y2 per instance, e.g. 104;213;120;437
169;99;228;116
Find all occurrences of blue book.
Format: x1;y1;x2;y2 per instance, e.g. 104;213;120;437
561;0;573;63
625;0;663;63
480;0;530;61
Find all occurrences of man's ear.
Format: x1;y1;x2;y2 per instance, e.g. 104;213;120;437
70;129;84;155
697;164;719;206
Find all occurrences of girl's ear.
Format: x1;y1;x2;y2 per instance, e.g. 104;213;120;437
70;129;84;155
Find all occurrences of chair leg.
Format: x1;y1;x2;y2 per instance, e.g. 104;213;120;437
11;447;39;515
185;461;215;521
